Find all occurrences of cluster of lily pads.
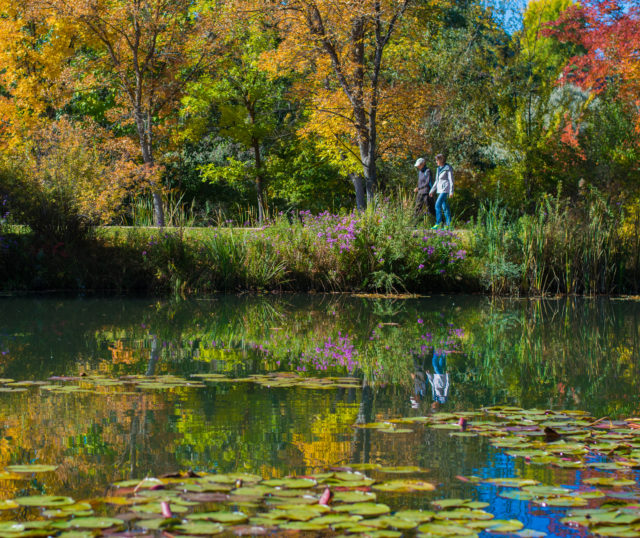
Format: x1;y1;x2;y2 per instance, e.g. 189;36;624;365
0;465;535;538
0;373;362;394
359;406;640;470
355;406;640;536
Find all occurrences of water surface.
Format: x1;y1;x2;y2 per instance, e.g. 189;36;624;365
0;294;639;536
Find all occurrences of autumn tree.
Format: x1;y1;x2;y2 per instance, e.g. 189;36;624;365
546;0;640;129
28;0;219;227
261;0;437;209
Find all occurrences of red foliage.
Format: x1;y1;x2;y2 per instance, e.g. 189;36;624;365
545;0;640;127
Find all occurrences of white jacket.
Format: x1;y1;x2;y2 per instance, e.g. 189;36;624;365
430;164;454;195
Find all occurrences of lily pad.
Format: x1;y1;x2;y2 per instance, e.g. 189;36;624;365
5;465;58;473
333;491;377;503
583;477;636;487
334;502;391;517
67;517;124;529
15;495;75;508
261;478;316;489
418;522;478;535
175;521;224;534
187;511;248;524
373;479;436;492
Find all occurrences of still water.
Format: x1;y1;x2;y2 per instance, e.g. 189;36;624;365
0;294;639;536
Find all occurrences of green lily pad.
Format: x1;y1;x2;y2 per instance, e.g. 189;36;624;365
175;521;224;534
333;491;377;503
308;514;363;525
431;499;470;509
499;490;537;501
261;477;316;488
378;466;424;473
334;502;391;517
418;522;478;535
522;485;572;496
278;521;329;530
583;477;636;487
482;519;525;533
231;485;274;497
393;510;436;523
5;464;58;473
484;478;540;488
437;509;494;521
535;496;588;507
592;526;640;537
373;479;436;492
133;502;189;514
187;511;248;524
15;496;75;508
0;500;18;510
67;517;124;529
349;463;382;471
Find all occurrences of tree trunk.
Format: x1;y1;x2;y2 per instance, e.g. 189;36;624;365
349;173;367;211
135;109;165;227
252;138;266;223
359;143;376;205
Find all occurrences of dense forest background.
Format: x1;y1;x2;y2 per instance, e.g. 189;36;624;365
0;0;638;228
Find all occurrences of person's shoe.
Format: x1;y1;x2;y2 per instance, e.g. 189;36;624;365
431;224;440;230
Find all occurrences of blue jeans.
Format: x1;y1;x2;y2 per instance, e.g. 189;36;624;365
432;351;446;374
435;193;451;226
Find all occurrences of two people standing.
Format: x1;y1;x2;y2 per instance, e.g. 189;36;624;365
414;153;454;229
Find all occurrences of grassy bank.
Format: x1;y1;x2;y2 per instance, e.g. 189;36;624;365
1;195;638;295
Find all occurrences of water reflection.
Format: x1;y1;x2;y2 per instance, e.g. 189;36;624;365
1;295;638;416
0;294;638;524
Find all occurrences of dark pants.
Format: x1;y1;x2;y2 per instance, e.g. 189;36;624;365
415;191;435;217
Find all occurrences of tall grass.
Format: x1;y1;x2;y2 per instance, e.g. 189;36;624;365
473;189;630;295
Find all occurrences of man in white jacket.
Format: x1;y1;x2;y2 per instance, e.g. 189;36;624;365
429;154;453;229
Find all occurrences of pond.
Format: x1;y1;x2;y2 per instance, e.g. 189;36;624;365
0;294;639;537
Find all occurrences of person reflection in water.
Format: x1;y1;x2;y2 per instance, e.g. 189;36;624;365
427;349;450;408
411;347;450;410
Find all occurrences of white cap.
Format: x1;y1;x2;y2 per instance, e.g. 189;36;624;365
414;158;425;167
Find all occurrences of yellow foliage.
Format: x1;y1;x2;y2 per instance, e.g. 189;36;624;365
260;0;444;168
